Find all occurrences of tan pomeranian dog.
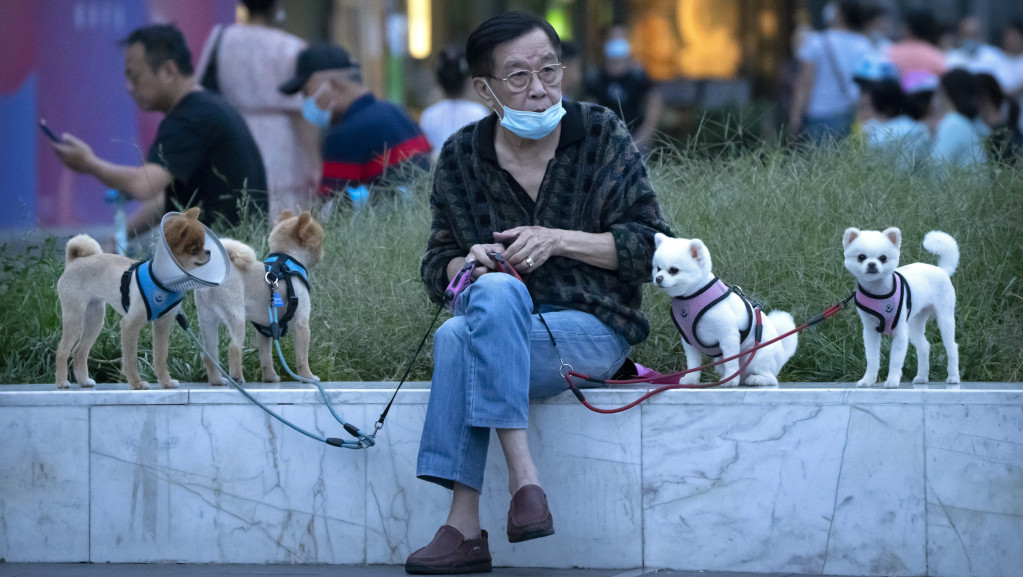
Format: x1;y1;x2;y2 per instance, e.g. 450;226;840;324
194;210;324;384
55;207;210;390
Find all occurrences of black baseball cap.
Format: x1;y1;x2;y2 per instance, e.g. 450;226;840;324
279;43;358;95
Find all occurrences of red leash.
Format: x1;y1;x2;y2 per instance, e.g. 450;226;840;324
562;293;855;414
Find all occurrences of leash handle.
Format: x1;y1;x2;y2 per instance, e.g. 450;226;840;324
444;261;476;308
487;251;523;281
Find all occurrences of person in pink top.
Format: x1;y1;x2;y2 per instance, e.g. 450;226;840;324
196;0;321;222
888;8;947;77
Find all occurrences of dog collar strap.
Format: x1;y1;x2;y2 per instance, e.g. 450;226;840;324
855;271;912;335
670;278;753;357
119;261;185;321
264;252;310;289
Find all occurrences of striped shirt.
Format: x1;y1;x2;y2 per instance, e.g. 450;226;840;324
420;100;672;345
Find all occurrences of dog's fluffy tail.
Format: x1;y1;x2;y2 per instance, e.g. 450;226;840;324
923;231;959;277
65;234;102;262
767;310;798;366
221;239;258;272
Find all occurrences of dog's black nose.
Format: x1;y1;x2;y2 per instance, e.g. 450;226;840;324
867;262;877;273
205;250;211;257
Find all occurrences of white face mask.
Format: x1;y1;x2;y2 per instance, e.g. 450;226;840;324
483;79;566;140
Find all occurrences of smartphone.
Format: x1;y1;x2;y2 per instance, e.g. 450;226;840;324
39;119;60;143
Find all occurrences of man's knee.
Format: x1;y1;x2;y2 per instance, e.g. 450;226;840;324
435;316;469;348
467;272;531;310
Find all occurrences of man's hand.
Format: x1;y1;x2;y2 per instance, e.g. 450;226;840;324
466;243;506;279
494;227;560;272
51;133;97;175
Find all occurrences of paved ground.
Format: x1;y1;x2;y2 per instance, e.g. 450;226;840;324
0;565;837;577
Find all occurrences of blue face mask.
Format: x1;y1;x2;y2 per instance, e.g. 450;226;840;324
302;87;332;127
604;38;631;59
484;80;566;140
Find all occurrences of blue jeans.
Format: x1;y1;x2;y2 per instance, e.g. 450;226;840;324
802;110;854;145
416;273;630;492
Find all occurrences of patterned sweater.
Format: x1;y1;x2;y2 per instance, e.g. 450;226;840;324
420;100;672;345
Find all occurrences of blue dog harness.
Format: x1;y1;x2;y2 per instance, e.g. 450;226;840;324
119;261;185;321
855;271;912;335
670;278;754;357
252;252;310;339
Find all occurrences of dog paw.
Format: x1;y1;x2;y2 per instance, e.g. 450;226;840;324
161;379;179;389
131;381;150;390
301;373;320;382
82;378;96;388
57;381;71;390
856;378;875;388
946;375;961;384
744;374;778;387
679;373;700;385
231;374;246;384
912;376;928;384
263;373;281;383
882;379;900;389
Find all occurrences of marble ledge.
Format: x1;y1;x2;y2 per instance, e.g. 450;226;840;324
1;381;1020;407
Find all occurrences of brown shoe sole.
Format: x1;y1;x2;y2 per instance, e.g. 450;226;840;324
405;559;493;574
507;522;554;543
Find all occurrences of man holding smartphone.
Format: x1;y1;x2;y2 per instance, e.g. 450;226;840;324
49;24;267;238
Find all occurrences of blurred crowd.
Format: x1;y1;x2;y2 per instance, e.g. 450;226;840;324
48;0;1023;239
786;1;1023;173
191;2;673;217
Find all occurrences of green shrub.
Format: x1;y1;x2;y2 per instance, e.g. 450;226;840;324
3;141;1021;385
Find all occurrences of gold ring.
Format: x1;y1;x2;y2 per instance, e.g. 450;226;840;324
526;256;535;268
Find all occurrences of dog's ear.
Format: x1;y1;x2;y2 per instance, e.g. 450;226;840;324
882;227;902;249
654;232;668;248
689;239;711;271
297;212;323;247
184;207;201;221
277;210;294;224
689;239;705;261
842;227;860;249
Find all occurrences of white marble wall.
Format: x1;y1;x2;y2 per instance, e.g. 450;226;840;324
0;407;90;562
924;405;1023;577
642;404;926;575
1;383;1020;576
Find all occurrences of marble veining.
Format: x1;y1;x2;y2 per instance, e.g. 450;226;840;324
1;382;1020;575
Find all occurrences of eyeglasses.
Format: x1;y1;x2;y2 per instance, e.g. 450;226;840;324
491;63;565;93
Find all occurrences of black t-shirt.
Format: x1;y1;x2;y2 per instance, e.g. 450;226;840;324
147;91;267;227
584;67;652;131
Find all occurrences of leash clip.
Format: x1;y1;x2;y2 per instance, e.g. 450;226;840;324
265;271;280;289
559;362;574;378
732;284;762;310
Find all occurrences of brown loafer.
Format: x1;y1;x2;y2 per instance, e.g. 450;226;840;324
405;525;492;574
507;484;555;543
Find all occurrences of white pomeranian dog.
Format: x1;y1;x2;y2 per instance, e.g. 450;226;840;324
842;227;960;388
652;233;798;387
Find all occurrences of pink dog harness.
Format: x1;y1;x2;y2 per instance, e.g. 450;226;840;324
670;278;753;357
855;271;912;335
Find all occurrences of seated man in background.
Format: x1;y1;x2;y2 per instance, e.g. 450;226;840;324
50;24;268;237
279;44;431;208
